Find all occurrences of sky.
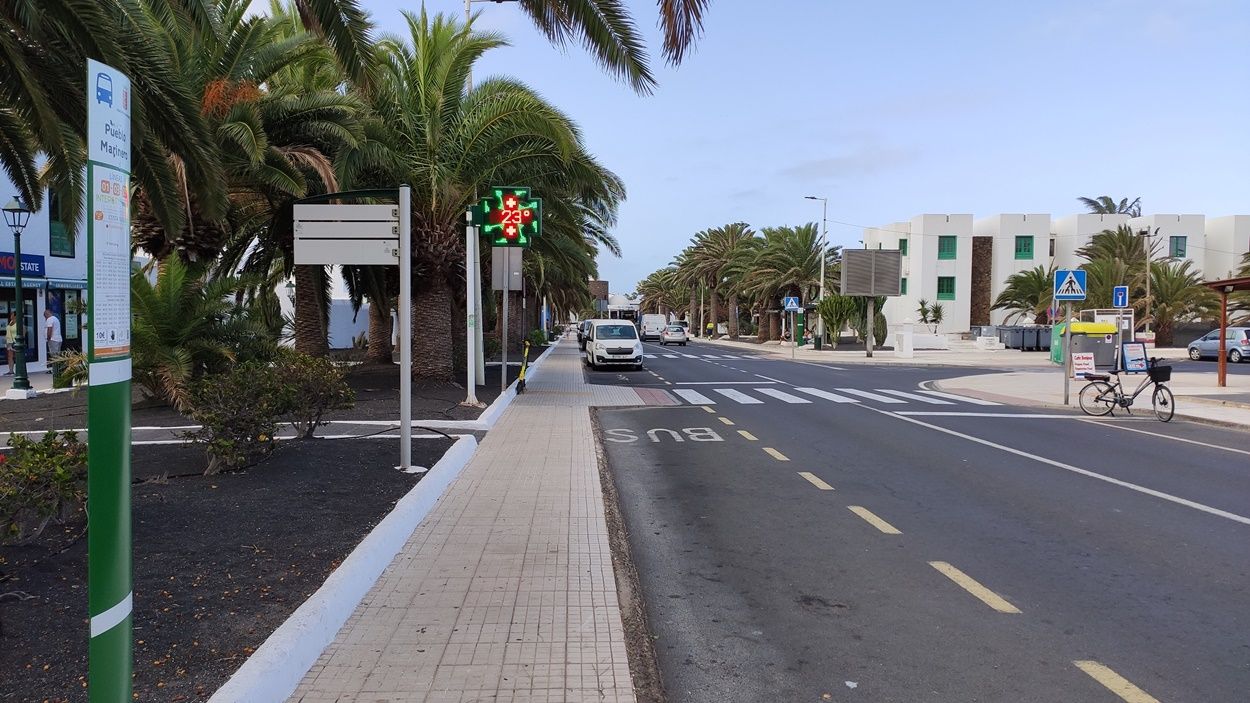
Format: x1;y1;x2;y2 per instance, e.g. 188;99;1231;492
332;0;1249;293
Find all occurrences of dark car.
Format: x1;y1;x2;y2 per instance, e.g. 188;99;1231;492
577;319;594;350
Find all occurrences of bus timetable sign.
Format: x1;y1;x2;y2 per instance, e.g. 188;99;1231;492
477;187;541;247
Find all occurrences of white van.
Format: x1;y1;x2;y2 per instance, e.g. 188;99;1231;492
639;314;667;341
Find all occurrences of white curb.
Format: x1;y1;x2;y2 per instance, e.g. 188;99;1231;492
208;434;479;703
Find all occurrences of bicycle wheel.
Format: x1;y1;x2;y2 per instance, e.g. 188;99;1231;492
1152;385;1175;422
1078;381;1116;416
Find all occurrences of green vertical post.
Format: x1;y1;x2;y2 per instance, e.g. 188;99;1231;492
796;311;806;347
86;58;133;702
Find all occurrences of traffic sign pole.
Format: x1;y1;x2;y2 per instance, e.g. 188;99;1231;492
1063;302;1073;405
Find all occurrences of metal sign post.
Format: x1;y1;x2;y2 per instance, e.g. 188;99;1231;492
463;209;480;406
1063;302;1073;405
1112;285;1129;370
397;186;411;469
866;297;875;359
1053;270;1088;406
86;57;134;702
840;249;902;358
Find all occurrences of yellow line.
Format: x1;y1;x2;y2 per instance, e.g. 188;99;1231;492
848;505;900;533
763;447;789;461
1073;661;1161;703
702;406;716;414
718;416;735;426
798;472;833;490
928;561;1021;614
737;430;758;441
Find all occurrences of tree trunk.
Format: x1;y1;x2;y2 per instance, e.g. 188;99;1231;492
768;311;781;341
728;294;740;340
689;291;698;329
412;279;455;381
709;289;720;339
366;298;393;363
294;265;327;357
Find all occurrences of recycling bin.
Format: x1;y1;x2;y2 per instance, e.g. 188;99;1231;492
1020;326;1040;351
997;326;1024;349
1051;322;1117;366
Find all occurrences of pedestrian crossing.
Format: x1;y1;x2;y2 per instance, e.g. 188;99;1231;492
642;385;1001;409
643;353;763;360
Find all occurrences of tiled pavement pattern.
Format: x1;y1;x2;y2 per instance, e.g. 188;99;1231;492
289;341;641;703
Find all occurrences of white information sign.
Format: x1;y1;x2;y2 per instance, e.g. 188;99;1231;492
90;165;131;358
1071;352;1096;378
87;59;131;172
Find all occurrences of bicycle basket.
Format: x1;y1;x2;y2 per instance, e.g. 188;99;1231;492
1147;364;1172;383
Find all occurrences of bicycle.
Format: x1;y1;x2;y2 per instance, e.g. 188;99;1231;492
1077;357;1175;422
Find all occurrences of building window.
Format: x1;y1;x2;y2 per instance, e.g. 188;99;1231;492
1049;238;1056;257
937;276;955;300
938;235;957;260
899;238;909;256
48;189;74;258
900;277;908;295
1169;235;1187;258
1014;235;1034;260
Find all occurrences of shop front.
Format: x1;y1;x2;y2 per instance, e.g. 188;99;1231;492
1;251;87;372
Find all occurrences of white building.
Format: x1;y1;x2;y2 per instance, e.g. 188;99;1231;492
1;178;88;373
865;214;972;334
973;214;1051;325
1129;214;1206;273
1051;213;1130;269
1204;216;1250;279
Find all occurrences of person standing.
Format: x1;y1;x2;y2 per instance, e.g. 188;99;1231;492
4;311;15;375
44;308;62;357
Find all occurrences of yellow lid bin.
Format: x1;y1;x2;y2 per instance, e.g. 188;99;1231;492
1060;321;1118;335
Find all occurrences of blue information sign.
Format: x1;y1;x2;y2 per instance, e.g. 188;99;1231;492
1112;285;1129;308
1054;269;1087;301
782;296;801;312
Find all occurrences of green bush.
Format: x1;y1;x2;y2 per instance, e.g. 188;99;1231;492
0;431;87;544
184;361;285;475
484;336;502;360
526;328;547;350
273;351;355;439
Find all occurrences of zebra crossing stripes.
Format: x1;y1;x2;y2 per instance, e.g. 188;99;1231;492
835;388;907;404
794;387;859;403
712;388;764;404
876;389;954;405
919;390;1001;406
754;388;812;404
672;389;716;405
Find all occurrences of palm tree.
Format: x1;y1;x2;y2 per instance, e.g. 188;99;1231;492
1075;225;1158;264
1078;195;1142;217
692;222;758;339
1149;260;1217;346
338;11;623;379
742;223;834;305
671;246;702;330
636;267;683;315
992;265;1055;323
1232;252;1250;324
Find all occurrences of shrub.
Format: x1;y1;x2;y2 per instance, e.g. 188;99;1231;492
0;431;87;544
273;351;355;439
525;328;547;350
184;362;285;475
484;336;502;360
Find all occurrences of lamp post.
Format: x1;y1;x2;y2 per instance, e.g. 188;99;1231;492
1141;226;1156;335
805;195;828;340
3;196;33;395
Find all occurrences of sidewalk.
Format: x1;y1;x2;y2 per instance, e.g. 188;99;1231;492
288;340;646;702
935;369;1250;429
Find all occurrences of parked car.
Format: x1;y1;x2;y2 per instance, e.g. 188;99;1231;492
1187;327;1250;363
639;313;668;342
577;319;594;350
584;320;643;370
660;325;688;346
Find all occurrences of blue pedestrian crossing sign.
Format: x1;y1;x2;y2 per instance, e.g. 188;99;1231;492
782;296;801;312
1053;269;1087;301
1112;285;1129;308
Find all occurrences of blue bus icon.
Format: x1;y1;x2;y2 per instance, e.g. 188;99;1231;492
96;72;113;106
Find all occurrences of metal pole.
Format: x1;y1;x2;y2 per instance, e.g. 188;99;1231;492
818;199;827;340
464;209;480;406
865;297;875;359
790;311;796;359
1143;228;1152;335
398;185;412;470
502;257;509;394
1063;301;1073;405
10;227;31;390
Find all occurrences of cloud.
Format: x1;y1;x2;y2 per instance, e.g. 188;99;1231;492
778;143;919;181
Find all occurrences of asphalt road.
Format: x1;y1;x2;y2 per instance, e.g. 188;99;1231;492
595;339;1250;703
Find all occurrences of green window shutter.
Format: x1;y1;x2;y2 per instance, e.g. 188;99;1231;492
900;277;908;295
937;276;956;300
1169;235;1187;258
1014;235;1033;260
938;236;957;259
899;239;908;256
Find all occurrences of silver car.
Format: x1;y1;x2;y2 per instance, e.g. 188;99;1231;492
1187;327;1250;363
660;324;688;346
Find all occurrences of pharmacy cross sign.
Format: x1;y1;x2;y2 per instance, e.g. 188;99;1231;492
478;187;542;247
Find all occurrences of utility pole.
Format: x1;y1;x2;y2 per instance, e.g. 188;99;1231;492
805;196;828;341
1142;227;1155;335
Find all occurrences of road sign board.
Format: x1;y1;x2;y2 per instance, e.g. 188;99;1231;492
1113;285;1129;308
1054;269;1087;301
840;248;902;296
782;296;801;312
293;204;400;265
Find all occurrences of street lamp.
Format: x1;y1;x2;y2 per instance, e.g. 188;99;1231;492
3;196;33;394
805;196;828;341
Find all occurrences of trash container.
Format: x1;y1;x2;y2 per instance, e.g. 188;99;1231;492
1020;327;1040;351
1036;326;1052;351
814;336;822;350
997;326;1024;349
1051;322;1117;366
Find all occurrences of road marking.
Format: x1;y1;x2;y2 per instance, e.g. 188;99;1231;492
1073;661;1161;703
837;388;907;404
673;388;716;405
794;387;859;403
896;412;1077;418
763;447;789;461
718;416;735;426
928;561;1021;613
877;389;954;404
713;388;764;404
871;407;1250;527
655;376;666;381
679;353;698;358
848;505;901;533
753;373;787;383
702;354;722;359
719;354;740;359
755;388;812;404
677;381;775;385
919;390;1001;405
702;406;717;414
663;354;678;358
1081;419;1250;457
644;354;656;359
798;472;834;490
738;430;758;441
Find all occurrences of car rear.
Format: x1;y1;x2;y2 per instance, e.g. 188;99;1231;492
639;314;667;341
661;325;687;345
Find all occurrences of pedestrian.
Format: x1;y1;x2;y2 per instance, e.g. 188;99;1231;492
4;311;15;375
44;308;62;357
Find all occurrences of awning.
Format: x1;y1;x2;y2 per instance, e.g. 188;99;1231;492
0;276;46;289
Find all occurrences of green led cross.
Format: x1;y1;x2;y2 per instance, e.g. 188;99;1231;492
478;187;541;248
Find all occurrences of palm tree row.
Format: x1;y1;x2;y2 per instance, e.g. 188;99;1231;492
636;222;839;340
2;0;714;382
